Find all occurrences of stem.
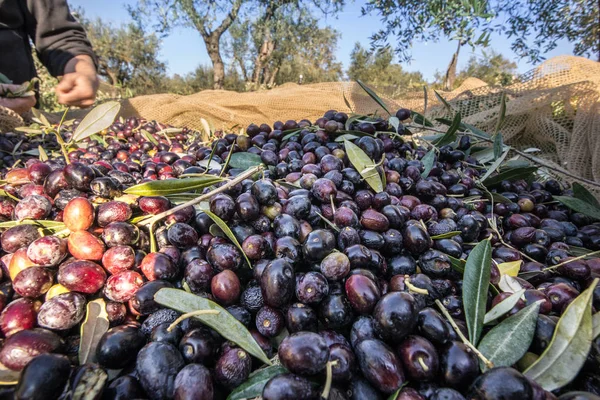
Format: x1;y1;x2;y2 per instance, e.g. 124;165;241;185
138;165;263;227
466;132;600;189
417;357;430;372
167;310;220;332
54;108;71;164
404;275;430;295
543;250;600;272
320;360;338;399
435;299;494;370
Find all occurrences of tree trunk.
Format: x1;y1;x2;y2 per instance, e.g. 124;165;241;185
250;2;279;88
444;41;462;91
267;66;279;88
206;37;225;90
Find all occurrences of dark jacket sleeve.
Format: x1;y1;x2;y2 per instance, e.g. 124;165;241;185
22;0;98;77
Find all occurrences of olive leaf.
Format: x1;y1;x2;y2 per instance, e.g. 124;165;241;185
0;366;19;386
493;132;504;160
420;148;436;179
568;245;597;258
433;90;453;114
432;112;460;147
388;116;401;134
478;301;541;371
448;255;466;274
482;167;538;188
497;260;521;277
30;107;51;127
0;220;66;234
487;192;513;204
430;231;461;240
462;239;492;346
227;365;287;400
141;129;159;146
480;149;509;182
593;313;600;339
553;196;600;220
154;288;272;365
335;133;362;142
79;298;109;365
484;289;526;325
0;72;12;84
38;145;49;162
494;92;507;136
229;152;263;170
524;278;598;391
410;111;435;127
386;382;409;400
199;208;252;268
344;139;383;193
356;79;391;116
572;182;600;208
498;274;523;293
124;176;224;196
73;101;121;142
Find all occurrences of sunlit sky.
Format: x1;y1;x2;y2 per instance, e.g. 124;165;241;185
70;0;576;82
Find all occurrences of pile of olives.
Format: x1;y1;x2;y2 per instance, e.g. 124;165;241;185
0;108;598;400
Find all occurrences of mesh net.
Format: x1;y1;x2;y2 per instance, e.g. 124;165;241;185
2;55;599;196
117;55;600;196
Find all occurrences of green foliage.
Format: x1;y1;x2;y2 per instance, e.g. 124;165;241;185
362;0;494;63
76;10;167;95
502;0;599;62
347;43;426;96
227;3;344;88
437;50;517;88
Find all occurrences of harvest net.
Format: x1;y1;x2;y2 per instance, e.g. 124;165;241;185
1;55;599;195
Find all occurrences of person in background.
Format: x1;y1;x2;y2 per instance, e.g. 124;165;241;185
0;0;99;114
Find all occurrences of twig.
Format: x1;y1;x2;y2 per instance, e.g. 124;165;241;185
543;250;600;272
137;165;263;227
167;310;220;332
435;299;494;370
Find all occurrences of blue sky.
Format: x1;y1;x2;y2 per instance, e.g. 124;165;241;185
70;0;576;82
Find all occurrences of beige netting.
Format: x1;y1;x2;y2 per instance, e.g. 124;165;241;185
117;55;600;195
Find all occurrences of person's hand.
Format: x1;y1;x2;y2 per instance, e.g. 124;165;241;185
55;55;99;108
0;84;36;114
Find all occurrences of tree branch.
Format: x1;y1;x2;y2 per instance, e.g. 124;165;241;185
213;0;245;38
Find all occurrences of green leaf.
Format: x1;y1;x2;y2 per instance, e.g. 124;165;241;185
568;246;597;258
433;90;453;114
420;148;436;179
79;299;109;365
344;139;383;193
553;196;600;220
593;313;600;339
478;301;541;371
432;113;460;147
282;129;301;141
141;129;159;146
410;111;434;127
124;176;224;196
430;231;461;240
487;192;513;204
229;153;263;170
524;278;598;391
448;255;466;274
388;116;401;134
73;101;121;142
482;167;538;188
480;149;509;182
154;288;272;365
0;367;19;386
572;183;600;208
494;92;507;135
31;107;51;127
463;122;491;138
386;382;409;400
462;240;492;346
0;220;65;230
334;133;362;142
199;208;252;268
0;72;12;84
484;289;526;325
493;132;504;160
38;146;48;162
356;79;391;116
227;365;287;400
